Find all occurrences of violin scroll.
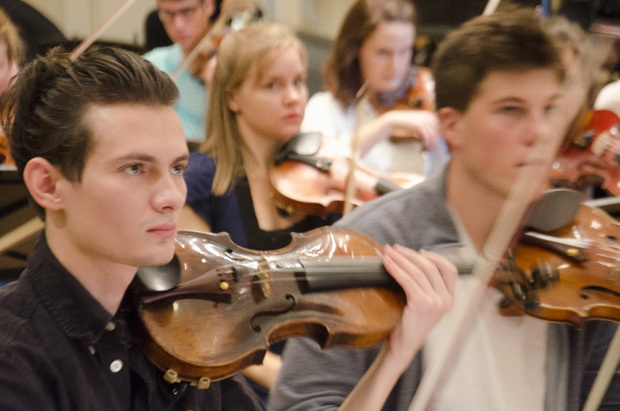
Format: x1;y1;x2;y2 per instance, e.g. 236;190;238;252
497;204;620;326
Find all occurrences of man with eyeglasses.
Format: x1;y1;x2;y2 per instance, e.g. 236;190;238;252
144;0;217;145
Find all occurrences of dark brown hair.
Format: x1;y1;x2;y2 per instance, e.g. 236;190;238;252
431;8;565;112
2;46;178;216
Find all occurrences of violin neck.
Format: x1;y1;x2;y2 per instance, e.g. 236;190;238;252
295;256;474;294
297;258;396;293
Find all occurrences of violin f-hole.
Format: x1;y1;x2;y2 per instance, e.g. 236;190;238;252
250;294;296;332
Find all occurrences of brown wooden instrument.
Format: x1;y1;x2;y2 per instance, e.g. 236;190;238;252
130;227;406;386
498;203;620;326
550;109;620;195
270;133;424;218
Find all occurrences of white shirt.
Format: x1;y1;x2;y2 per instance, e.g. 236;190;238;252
423;211;550;411
300;91;450;176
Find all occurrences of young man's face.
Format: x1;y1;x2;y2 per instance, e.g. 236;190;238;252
442;69;562;199
157;0;214;55
58;104;189;269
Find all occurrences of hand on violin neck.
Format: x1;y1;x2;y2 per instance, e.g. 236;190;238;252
339;246;457;411
382;245;456;366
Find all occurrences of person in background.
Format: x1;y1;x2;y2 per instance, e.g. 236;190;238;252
300;0;449;177
0;8;23;97
270;8;620;411
546;15;591;126
144;0;216;144
0;45;263;410
179;21;456;407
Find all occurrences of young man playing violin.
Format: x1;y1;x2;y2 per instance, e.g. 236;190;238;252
271;8;620;411
0;45;456;410
0;45;266;410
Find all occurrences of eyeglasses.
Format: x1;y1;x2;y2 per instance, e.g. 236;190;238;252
158;5;199;23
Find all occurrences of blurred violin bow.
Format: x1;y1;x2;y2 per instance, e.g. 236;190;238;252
343;82;370;216
407;103;566;411
70;0;135;62
482;0;501;15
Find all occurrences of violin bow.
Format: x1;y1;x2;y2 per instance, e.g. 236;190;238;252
407;2;577;408
482;0;501;15
342;82;370;216
70;0;136;62
407;112;565;411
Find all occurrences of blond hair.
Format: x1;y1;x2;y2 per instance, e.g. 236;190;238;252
201;22;307;195
0;9;24;65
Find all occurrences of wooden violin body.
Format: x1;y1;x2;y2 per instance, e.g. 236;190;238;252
270;133;424;218
550;109;620;195
131;227;405;385
499;204;620;326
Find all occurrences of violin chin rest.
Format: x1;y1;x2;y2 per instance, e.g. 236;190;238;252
526;188;581;232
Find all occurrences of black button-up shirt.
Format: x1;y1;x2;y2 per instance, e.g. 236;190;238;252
0;233;264;410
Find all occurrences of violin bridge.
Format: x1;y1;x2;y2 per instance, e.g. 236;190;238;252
257;261;273;298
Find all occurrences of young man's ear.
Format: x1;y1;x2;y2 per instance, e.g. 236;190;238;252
203;0;216;20
22;158;65;211
437;107;463;149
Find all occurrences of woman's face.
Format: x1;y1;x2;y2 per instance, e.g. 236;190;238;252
359;22;415;95
227;46;308;144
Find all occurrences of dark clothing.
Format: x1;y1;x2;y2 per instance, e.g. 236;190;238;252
0;233;264;410
143;9;172;52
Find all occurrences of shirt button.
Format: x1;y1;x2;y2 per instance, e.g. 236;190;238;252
105;321;116;331
109;359;123;373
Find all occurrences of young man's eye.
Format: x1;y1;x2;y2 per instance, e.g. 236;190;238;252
544;104;558;115
171;164;186;175
124;164;142;175
502;106;522;115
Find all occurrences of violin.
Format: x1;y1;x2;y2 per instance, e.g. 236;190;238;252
376;66;436;143
270;132;425;218
130;197;620;386
130;227;408;385
497;201;620;326
550;109;620;195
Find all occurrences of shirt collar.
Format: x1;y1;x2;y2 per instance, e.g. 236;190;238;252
25;232;114;345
